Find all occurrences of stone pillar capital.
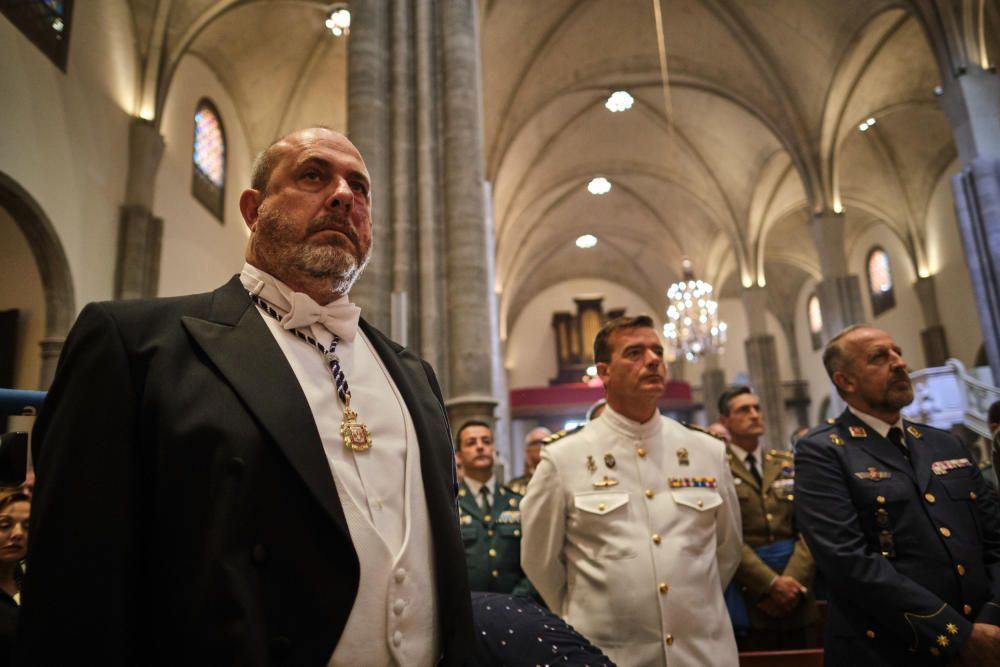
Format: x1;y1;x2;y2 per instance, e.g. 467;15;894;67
740;285;769;334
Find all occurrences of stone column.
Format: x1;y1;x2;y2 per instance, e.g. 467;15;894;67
913;276;950;367
414;0;447;379
114;119;164;299
37;337;64;390
346;0;392;329
742;286;786;450
913;1;1000;382
700;352;725;423
440;0;497;426
938;66;1000;382
809;212;865;415
389;0;415;347
809;212;865;340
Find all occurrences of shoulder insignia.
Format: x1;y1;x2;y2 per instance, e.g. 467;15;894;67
826;418;837;425
683;422;725;441
542;423;585;445
829;434;845;446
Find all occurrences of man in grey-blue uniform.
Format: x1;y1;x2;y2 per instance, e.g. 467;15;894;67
795;325;1000;666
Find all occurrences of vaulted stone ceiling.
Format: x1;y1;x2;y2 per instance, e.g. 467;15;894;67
482;0;997;339
127;0;346;153
123;0;997;346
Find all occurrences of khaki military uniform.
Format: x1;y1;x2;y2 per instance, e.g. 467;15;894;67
458;481;535;598
729;447;817;635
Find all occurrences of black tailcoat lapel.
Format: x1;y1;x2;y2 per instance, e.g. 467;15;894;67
181;277;350;537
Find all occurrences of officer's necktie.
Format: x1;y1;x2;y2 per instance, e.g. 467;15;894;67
746;454;763;487
479;485;491;515
887;427;910;464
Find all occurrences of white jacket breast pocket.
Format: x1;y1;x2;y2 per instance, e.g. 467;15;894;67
570;491;636;560
671;488;723;512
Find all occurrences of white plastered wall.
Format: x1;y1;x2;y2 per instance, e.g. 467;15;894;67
847;222;926;370
792;278;835;425
714;298;794;386
0;3;137;310
155;55;253;297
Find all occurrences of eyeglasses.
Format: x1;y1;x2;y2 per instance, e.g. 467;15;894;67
0;518;29;533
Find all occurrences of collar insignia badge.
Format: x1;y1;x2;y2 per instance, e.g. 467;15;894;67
604;453;616;468
677;448;690;465
849;426;867;438
586;456;597;473
907;425;922;439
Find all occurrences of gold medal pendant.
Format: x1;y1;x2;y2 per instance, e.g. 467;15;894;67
341;399;373;451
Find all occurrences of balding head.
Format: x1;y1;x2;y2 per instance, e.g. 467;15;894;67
239;127;372;304
823;325;913;422
250;127;360;195
523;427;550;475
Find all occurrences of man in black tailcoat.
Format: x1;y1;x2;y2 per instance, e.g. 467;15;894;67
16;128;473;666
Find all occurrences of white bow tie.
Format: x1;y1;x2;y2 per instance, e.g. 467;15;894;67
279;290;361;341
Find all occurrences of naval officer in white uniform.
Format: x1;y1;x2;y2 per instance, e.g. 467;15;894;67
521;315;742;667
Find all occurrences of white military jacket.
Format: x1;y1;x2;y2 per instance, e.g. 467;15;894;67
521;406;742;667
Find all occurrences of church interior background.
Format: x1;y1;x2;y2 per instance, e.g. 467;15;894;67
2;0;999;479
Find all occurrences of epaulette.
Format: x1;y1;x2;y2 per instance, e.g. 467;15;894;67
541;423;585;445
683;422;725;442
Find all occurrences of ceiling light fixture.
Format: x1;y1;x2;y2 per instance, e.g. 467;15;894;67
576;234;598;249
605;91;634;112
663;259;727;362
325;5;351;37
587;177;611;195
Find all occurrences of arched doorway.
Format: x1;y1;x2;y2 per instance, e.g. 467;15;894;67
0;171;75;391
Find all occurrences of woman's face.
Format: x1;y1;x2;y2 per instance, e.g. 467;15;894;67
0;501;29;563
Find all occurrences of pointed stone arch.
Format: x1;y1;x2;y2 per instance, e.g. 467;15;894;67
0;171;75;388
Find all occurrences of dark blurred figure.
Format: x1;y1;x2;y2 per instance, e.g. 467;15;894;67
470;593;615;666
506;427;550;496
0;491;28;666
789;425;810;450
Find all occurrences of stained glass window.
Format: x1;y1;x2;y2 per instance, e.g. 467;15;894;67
807;293;823;350
191;100;226;221
866;247;895;316
1;0;74;70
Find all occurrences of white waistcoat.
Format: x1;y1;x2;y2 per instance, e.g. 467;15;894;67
250;292;439;667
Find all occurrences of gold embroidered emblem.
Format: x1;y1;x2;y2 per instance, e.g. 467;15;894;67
592;475;619;488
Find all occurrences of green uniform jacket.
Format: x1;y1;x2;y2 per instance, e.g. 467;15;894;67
729;446;818;630
458;480;536;599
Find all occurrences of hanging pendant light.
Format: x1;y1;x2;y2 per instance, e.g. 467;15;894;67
663;259;727;361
